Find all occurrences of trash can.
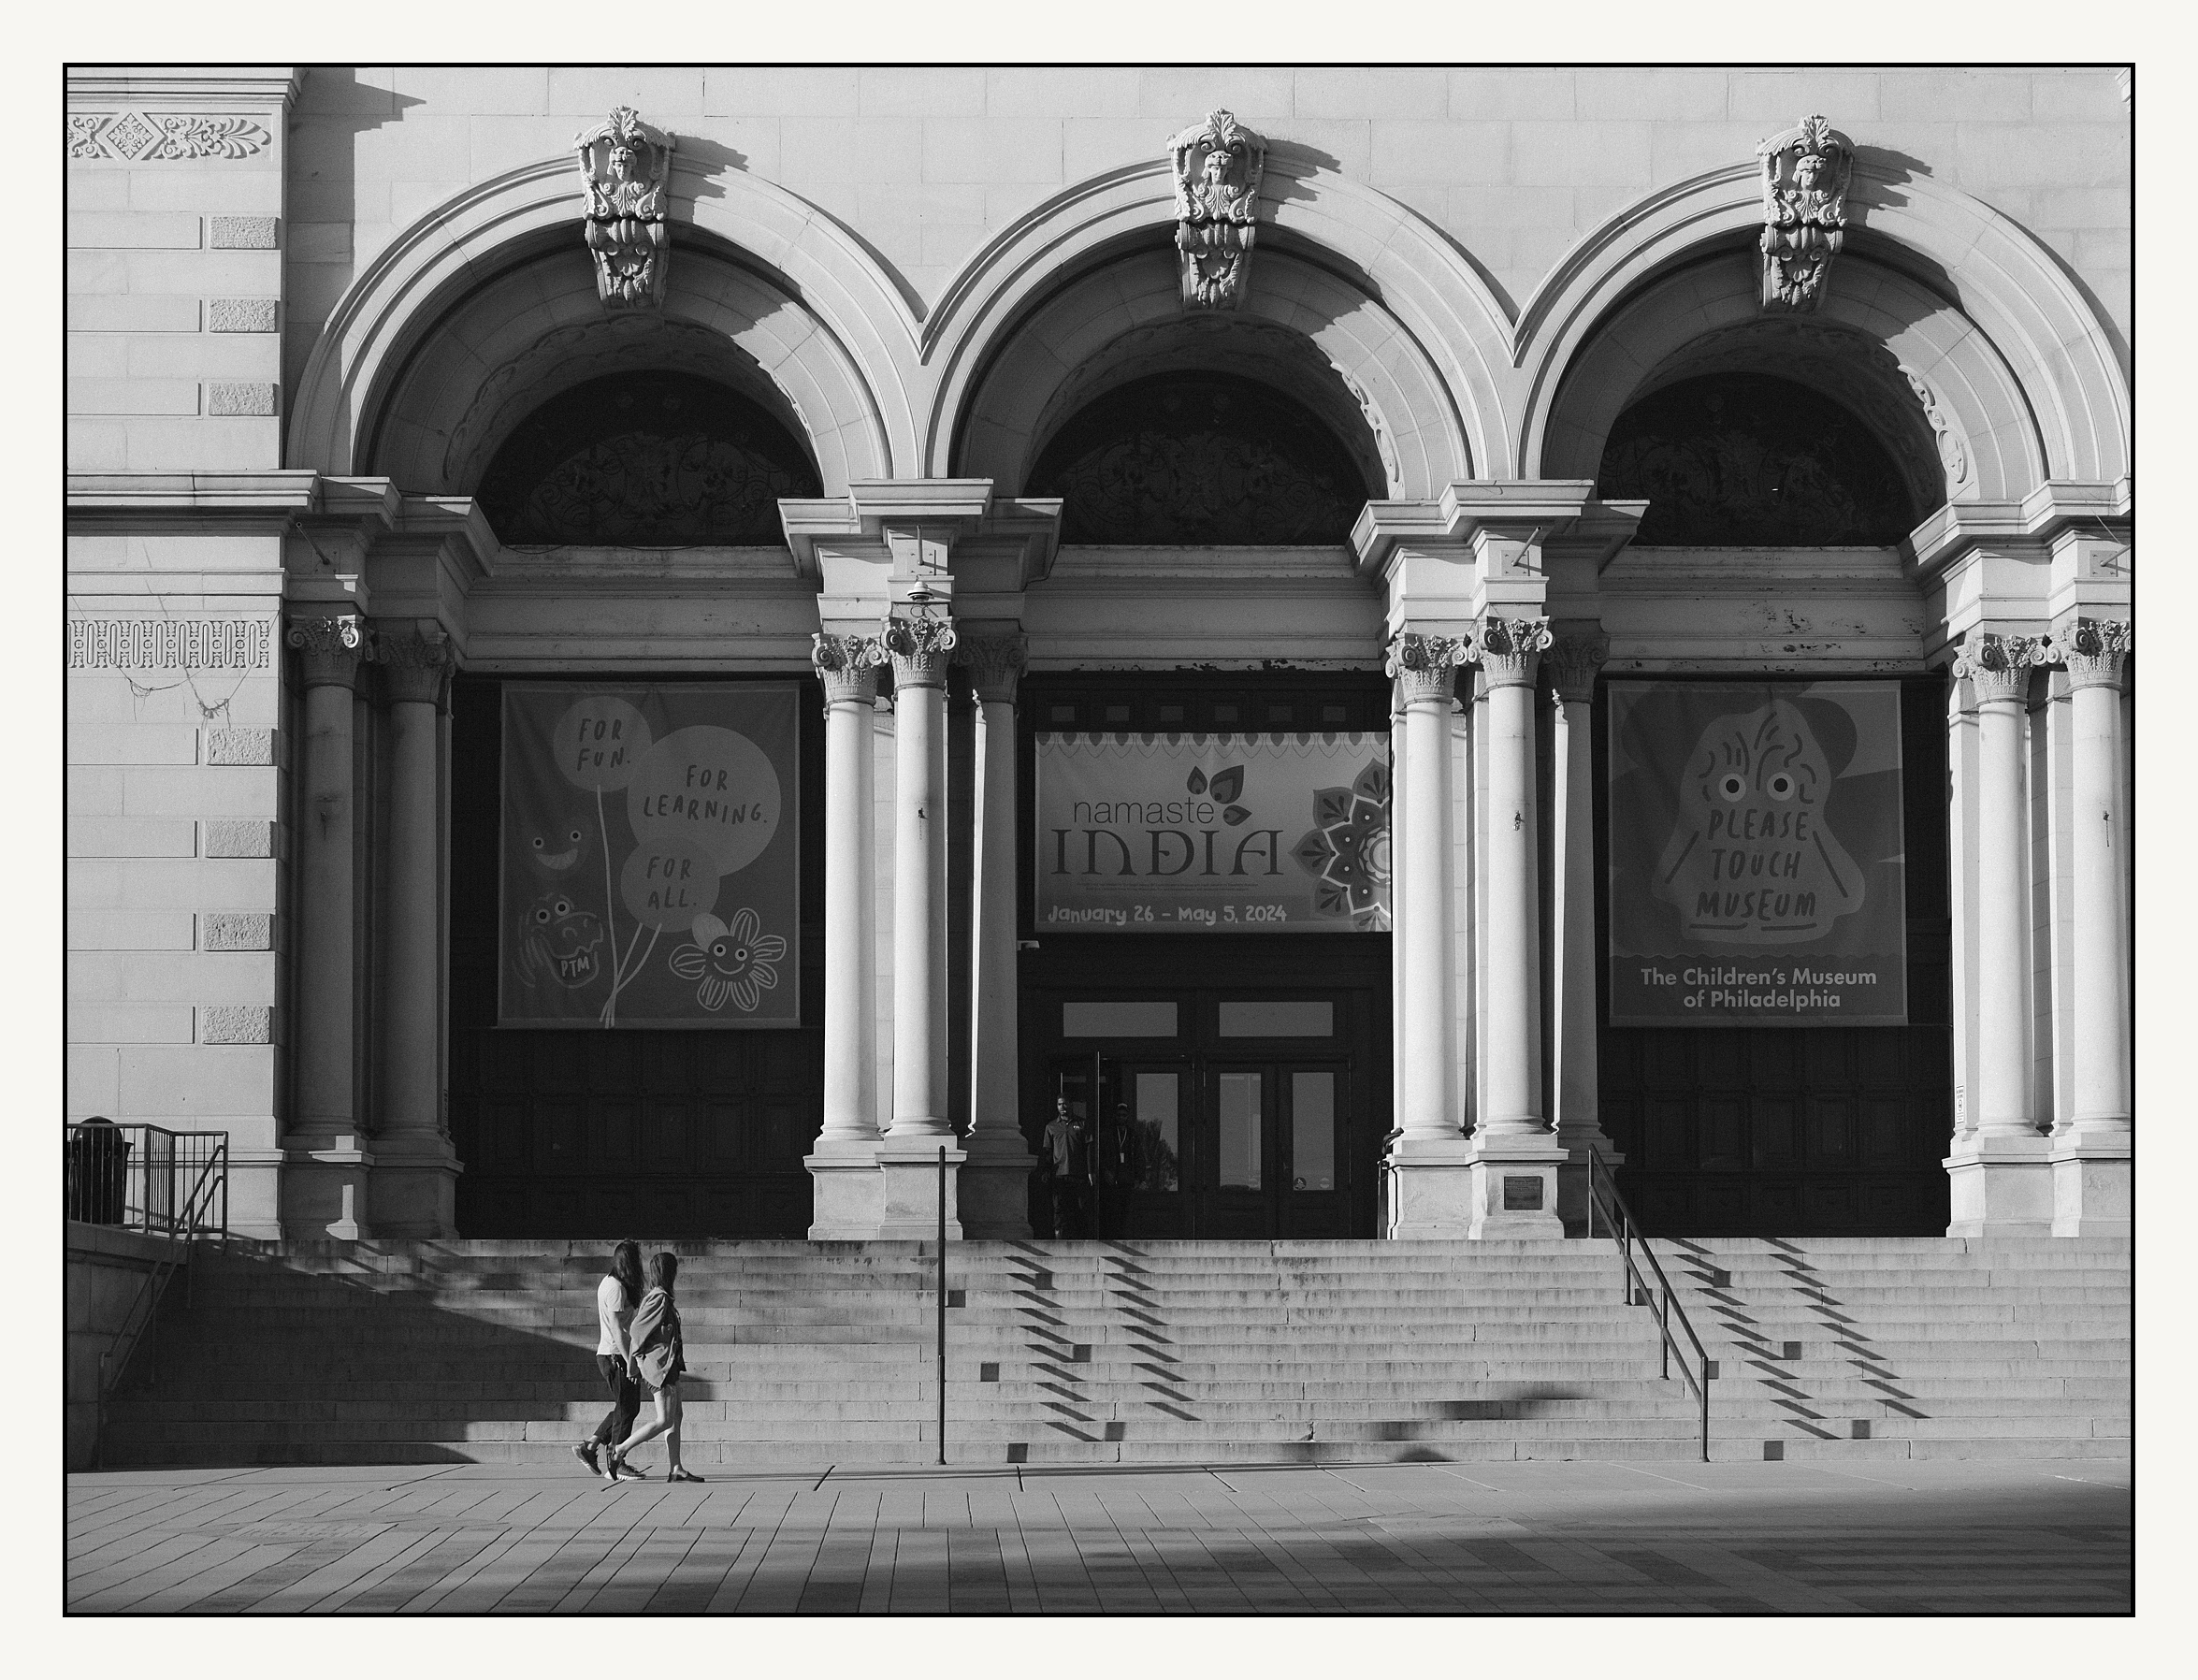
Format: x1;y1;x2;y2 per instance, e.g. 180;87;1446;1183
66;1117;130;1225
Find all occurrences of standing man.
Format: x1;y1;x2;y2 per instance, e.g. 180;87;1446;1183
1042;1096;1090;1239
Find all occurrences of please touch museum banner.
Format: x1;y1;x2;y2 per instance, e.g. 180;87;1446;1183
499;682;801;1028
1034;732;1390;932
1606;682;1906;1027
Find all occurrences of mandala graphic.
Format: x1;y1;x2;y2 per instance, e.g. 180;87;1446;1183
1291;758;1392;929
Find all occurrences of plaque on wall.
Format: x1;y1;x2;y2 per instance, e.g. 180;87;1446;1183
1034;732;1390;933
1606;681;1907;1027
499;682;801;1028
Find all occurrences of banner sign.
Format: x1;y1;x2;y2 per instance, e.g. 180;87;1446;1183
1035;732;1390;933
499;683;801;1029
1607;681;1906;1027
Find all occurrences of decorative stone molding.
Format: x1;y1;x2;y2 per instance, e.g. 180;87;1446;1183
378;623;456;708
1953;630;2049;705
68;617;273;671
1167;109;1265;311
66;111;270;162
1470;615;1555;689
2058;618;2133;690
285;615;373;690
1383;632;1471;707
811;630;887;705
1757;114;1853;312
955;635;1028;706
1542;631;1610;706
1900;365;1973;495
880;615;959;691
575;107;675;311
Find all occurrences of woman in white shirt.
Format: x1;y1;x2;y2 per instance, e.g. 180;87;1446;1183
575;1240;644;1480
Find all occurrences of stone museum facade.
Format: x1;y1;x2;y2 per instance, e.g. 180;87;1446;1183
65;65;2133;1249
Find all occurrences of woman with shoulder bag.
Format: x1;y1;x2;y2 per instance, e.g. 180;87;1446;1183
607;1251;702;1483
576;1240;644;1481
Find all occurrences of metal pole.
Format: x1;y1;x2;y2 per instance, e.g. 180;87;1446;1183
1658;1286;1670;1380
936;1145;947;1467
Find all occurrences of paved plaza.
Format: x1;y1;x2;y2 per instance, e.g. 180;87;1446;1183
65;1455;2131;1615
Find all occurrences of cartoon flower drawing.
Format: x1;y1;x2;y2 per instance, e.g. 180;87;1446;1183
667;907;788;1013
1291;758;1392;929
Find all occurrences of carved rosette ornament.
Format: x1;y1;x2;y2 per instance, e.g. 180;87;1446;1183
879;615;959;691
2058;618;2133;691
1543;631;1611;707
378;624;457;708
1470;615;1555;689
1167;110;1266;311
1383;632;1471;707
955;635;1029;707
1757;114;1854;312
1953;630;2049;705
575;107;676;311
285;615;374;690
811;631;887;705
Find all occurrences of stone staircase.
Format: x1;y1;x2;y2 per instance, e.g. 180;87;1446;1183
99;1236;2128;1470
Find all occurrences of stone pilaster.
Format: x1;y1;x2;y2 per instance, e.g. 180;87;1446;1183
1543;630;1617;1231
954;634;1033;1237
1945;630;2053;1235
808;631;889;1238
282;612;374;1239
373;623;461;1237
2053;618;2133;1235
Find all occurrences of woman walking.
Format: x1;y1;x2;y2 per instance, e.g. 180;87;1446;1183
607;1252;703;1483
576;1240;644;1480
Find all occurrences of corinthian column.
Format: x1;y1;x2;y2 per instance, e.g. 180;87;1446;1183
374;623;460;1236
877;612;963;1238
1945;630;2053;1235
1544;630;1616;1231
956;634;1032;1237
807;631;888;1238
2053;618;2133;1235
283;612;374;1239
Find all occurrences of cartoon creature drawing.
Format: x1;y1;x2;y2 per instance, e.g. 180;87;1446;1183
667;908;787;1013
1651;697;1862;943
522;818;592;876
515;890;607;988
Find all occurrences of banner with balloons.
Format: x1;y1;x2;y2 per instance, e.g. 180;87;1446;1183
499;683;801;1028
1606;681;1907;1028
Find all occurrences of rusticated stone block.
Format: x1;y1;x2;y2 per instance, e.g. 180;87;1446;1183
200;911;272;951
206;383;277;417
207;215;280;250
201;818;273;858
198;1005;273;1045
207;297;279;333
203;726;274;765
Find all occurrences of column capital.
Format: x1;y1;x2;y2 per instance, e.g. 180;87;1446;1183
812;630;886;705
1471;614;1554;689
1953;629;2049;705
1542;630;1609;705
2058;617;2133;691
285;612;374;690
1383;631;1470;707
881;613;958;690
954;633;1027;705
376;620;455;707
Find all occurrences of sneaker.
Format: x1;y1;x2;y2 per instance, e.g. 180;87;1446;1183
573;1441;600;1476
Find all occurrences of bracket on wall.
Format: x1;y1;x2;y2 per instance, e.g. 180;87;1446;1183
1167;109;1266;311
575;106;676;311
1757;114;1853;312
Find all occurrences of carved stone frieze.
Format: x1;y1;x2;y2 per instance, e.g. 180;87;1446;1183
812;631;888;706
1470;615;1555;689
955;635;1029;707
1953;630;2048;705
1383;632;1471;707
880;615;959;691
1899;365;1972;494
378;623;457;708
575;107;675;311
1543;631;1611;706
2058;618;2133;690
68;110;271;161
1167;109;1265;311
285;614;374;690
1757;114;1853;311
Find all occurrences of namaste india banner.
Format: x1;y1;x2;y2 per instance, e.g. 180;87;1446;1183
499;683;801;1028
1034;732;1390;933
1606;681;1907;1027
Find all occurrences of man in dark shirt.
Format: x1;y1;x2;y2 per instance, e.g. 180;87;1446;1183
1041;1096;1089;1239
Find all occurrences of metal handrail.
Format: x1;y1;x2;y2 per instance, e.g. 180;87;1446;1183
1584;1146;1713;1461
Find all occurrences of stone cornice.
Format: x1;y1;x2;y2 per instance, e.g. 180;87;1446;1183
1351;480;1605;579
67;68;301;109
779;481;1063;589
1905;477;2133;576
